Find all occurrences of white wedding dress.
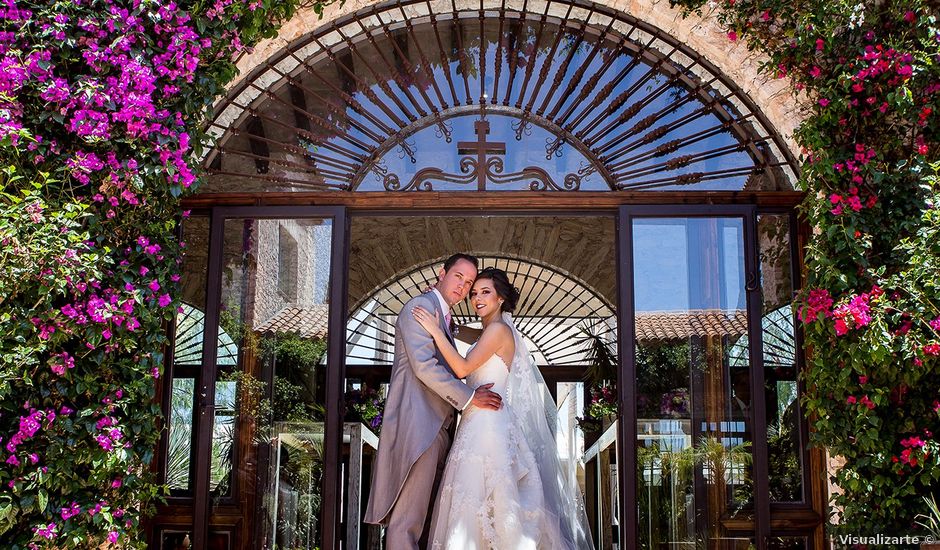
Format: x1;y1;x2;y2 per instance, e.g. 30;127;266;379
429;314;594;550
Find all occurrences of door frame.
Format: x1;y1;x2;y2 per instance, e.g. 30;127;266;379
618;205;771;550
165;193;821;550
193;206;348;550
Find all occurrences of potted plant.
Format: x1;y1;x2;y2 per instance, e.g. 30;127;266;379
916;495;940;549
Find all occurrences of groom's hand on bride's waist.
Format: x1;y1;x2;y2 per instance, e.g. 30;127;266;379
471;383;502;410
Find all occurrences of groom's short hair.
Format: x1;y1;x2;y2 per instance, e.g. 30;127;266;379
442;253;479;273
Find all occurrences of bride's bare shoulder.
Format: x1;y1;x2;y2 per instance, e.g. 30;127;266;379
483;320;512;340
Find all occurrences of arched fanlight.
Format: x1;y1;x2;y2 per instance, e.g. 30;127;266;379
346;256;616;367
204;0;797;193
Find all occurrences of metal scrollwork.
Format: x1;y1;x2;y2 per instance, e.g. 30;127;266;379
512;117;532;141
545;136;566;159
382;117;586;191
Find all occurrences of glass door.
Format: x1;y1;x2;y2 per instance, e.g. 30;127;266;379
618;206;770;550
185;206;348;550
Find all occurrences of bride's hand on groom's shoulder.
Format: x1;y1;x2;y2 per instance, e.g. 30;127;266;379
412;306;442;337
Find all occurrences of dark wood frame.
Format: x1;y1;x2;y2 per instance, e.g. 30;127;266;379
157;190;826;550
618;205;771;549
186;206;348;550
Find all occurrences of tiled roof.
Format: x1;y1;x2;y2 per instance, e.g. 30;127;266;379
256;305;330;339
634;310;748;341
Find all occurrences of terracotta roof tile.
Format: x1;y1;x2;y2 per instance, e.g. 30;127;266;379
256;305;330;339
634;309;748;341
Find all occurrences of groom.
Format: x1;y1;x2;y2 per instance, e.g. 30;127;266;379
364;253;503;549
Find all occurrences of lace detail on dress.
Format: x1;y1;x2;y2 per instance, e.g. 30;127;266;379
429;352;571;550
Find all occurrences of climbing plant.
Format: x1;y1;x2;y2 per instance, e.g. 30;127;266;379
0;0;328;546
670;0;940;536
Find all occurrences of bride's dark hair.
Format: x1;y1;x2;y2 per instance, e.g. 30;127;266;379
475;267;520;313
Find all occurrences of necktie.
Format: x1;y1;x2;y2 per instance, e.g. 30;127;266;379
444;312;452;334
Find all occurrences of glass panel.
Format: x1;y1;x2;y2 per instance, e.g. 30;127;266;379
634;217;753;549
767;536;808;549
164;216;210;494
758;214;803;503
214;217;333;548
210;379;236;495
167;378;195;493
726;214;803;502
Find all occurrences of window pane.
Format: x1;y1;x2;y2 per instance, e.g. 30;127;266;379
176;217;210;365
758;214;803;503
215;217;333;547
768;536;808;549
167;378;195;493
634;217;753;549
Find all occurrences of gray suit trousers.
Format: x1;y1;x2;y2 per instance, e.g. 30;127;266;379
384;422;451;550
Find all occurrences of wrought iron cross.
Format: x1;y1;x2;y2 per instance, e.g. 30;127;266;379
457;119;506;190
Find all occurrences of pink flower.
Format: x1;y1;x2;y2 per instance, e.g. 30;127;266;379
727;31;737;42
149;280;160;292
858;375;868;385
112;478;123;488
34;523;56;540
125;317;140;331
859;395;875;410
60;502;80;520
158;293;172;307
800;288;833;323
809;66;821;79
846;396;857;404
38;324;55;340
815;38;824;51
818;98;830;107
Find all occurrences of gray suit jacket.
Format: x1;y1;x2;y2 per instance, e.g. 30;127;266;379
363;293;474;524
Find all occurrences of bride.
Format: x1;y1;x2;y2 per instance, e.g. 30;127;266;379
412;267;594;550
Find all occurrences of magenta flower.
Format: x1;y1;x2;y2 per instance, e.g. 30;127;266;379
60;502;81;521
33;523;56;540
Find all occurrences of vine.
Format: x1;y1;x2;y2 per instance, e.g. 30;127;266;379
670;0;940;535
0;0;328;547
